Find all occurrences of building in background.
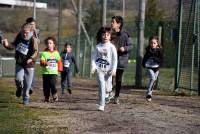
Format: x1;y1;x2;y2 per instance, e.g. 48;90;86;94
0;0;47;9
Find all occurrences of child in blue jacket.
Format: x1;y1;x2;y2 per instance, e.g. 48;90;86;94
60;42;79;94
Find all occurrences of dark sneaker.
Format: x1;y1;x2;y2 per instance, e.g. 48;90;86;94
105;97;110;104
61;89;65;94
67;89;72;94
23;97;29;105
146;95;152;102
113;97;120;104
16;89;22;97
44;96;50;103
29;89;33;95
53;94;58;101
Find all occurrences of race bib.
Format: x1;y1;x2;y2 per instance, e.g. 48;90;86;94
145;59;159;68
16;43;29;55
96;59;109;71
63;60;70;67
47;59;57;70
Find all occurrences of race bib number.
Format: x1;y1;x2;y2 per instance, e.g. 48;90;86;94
96;58;109;71
16;43;29;55
47;59;57;70
64;60;70;67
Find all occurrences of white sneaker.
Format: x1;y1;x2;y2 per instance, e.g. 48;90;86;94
97;105;104;111
146;95;152;102
146;98;152;102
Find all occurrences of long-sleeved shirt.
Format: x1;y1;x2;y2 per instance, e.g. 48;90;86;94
92;42;117;72
4;34;38;68
60;51;79;73
40;50;63;74
114;31;133;69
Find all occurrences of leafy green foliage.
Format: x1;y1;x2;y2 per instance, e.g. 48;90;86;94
145;0;165;37
84;1;102;39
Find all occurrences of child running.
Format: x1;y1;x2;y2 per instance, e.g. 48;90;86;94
2;23;38;105
40;37;63;102
91;27;117;111
142;36;163;102
60;42;79;94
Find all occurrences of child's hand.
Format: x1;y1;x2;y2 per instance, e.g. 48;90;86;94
111;70;116;76
91;69;95;74
27;58;33;64
2;39;8;47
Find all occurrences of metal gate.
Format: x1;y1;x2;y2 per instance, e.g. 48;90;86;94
0;57;15;77
175;0;200;95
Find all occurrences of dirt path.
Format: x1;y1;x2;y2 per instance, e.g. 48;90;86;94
15;78;200;134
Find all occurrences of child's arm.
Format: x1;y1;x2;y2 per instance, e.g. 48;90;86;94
57;51;63;72
111;45;118;76
72;55;79;73
2;39;14;50
57;58;63;72
30;37;39;63
40;52;47;67
91;47;97;74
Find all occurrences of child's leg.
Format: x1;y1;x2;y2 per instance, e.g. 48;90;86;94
105;74;113;103
61;72;67;93
49;75;58;101
15;64;25;97
43;75;51;101
66;70;72;94
147;69;159;96
23;67;34;104
97;71;106;107
66;70;72;89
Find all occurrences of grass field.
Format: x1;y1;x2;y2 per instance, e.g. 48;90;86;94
0;78;65;134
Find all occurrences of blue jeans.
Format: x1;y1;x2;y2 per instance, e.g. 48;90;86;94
61;70;72;90
96;70;113;106
147;69;159;96
15;64;34;98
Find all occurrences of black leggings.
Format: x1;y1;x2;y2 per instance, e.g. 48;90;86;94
115;69;124;97
43;74;57;98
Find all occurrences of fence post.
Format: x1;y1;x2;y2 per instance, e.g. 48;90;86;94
82;40;87;77
196;0;200;96
89;39;94;78
175;0;183;91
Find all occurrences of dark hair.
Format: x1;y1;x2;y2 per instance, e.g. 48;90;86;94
62;42;72;52
111;16;124;30
64;42;72;47
44;36;57;50
26;17;36;23
147;36;162;49
96;26;112;44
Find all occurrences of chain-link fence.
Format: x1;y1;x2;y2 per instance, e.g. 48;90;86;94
175;0;200;95
0;0;180;92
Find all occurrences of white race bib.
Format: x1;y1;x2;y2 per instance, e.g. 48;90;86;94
47;59;57;70
64;60;70;67
16;43;29;55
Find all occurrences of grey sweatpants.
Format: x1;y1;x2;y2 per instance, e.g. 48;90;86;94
147;69;159;96
96;70;112;106
15;64;34;98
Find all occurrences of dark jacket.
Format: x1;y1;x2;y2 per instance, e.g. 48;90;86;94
60;51;79;73
5;33;38;68
115;31;133;69
142;47;163;70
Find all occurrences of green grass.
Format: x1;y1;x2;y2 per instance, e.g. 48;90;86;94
0;78;67;134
